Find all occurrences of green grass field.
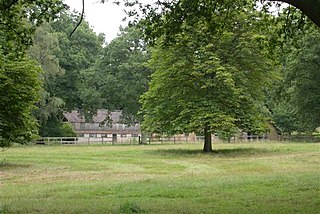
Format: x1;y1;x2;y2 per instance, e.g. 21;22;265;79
0;142;319;213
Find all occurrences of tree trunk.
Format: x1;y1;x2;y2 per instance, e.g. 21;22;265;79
141;132;147;144
271;0;320;27
203;125;213;153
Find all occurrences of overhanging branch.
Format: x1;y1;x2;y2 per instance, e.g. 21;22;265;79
69;0;85;37
269;0;320;27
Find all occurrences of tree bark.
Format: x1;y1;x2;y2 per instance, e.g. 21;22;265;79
203;125;213;153
141;132;147;144
272;0;320;27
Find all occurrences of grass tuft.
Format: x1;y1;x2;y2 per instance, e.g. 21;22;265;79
118;201;144;213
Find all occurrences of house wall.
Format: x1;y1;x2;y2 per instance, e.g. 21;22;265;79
71;122;141;136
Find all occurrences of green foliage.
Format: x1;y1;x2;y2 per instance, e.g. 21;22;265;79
49;11;105;111
0;1;65;146
0;54;42;146
46;14;150;122
28;23;65;126
0;0;65;57
140;5;274;145
39;118;76;137
270;25;320;133
118;201;143;214
81;25;151;122
284;30;320;130
0;204;9;214
135;0;282;46
60;122;77;137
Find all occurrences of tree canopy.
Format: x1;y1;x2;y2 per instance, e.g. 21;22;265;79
82;26;151;122
0;0;65;147
140;4;274;152
269;25;320;133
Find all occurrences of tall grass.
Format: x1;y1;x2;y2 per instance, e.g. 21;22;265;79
0;142;319;213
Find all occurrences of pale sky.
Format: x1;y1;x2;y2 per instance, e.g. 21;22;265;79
64;0;128;43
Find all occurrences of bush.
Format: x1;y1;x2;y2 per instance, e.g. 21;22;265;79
60;122;77;137
39;118;76;137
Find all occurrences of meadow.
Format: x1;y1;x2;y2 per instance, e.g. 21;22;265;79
0;142;319;213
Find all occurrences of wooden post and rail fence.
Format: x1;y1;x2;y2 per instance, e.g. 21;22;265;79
34;134;289;146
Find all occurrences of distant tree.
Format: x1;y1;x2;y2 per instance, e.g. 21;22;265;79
27;23;68;137
50;11;105;111
278;28;320;131
39;118;76;137
82;25;151;122
28;23;65;124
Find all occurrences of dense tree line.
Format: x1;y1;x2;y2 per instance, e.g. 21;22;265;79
29;11;151;137
0;0;319;150
0;3;151;146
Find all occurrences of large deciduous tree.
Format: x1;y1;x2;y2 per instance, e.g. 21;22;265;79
140;4;274;152
0;0;65;147
99;0;319;28
0;54;42;147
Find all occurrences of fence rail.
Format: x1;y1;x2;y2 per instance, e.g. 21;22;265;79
280;135;320;142
35;134;278;146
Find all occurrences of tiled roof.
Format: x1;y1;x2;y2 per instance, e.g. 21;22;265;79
63;109;123;123
63;110;85;123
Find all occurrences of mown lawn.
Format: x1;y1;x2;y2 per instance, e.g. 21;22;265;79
0;142;319;213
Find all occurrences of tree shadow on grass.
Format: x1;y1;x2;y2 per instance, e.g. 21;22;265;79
213;148;272;157
148;147;273;158
0;160;31;170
